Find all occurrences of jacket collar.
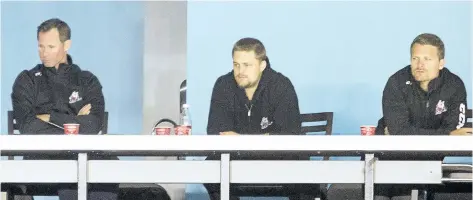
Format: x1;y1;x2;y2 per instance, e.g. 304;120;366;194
42;54;76;74
408;65;446;93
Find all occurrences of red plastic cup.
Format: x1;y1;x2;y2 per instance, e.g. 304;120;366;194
175;125;191;135
360;125;376;136
154;127;172;135
64;124;80;135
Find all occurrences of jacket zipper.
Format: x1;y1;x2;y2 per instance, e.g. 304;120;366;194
424;92;431;124
245;104;253;131
426;90;430;108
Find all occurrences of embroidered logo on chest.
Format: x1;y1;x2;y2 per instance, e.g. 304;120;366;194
69;91;83;104
435;100;447;115
260;117;273;130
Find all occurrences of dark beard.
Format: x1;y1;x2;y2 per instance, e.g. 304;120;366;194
238;81;258;89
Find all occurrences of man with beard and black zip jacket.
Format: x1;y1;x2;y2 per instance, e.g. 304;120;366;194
11;18;117;200
373;33;472;200
204;38;319;200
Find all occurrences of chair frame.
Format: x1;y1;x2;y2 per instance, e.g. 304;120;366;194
301;112;333;161
301;112;333;135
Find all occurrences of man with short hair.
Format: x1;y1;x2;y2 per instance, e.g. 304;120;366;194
207;37;302;136
377;33;471;137
11;18;117;200
204;37;317;200
375;33;471;199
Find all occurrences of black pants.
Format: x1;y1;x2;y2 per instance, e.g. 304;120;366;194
374;184;425;200
430;183;472;200
204;186;239;200
204;183;318;200
327;183;471;200
204;153;320;200
374;183;472;200
55;183;118;200
370;156;471;200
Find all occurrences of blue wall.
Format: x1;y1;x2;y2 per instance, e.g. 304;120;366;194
1;1;144;136
1;2;144;198
187;1;472;199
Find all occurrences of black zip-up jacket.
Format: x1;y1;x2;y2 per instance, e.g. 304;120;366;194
207;62;301;135
11;55;105;135
376;66;468;135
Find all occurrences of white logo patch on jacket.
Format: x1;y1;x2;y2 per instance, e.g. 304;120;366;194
260;117;273;130
435;100;447;115
69;91;83;104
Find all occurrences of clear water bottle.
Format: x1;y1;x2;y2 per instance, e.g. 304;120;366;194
177;104;192;135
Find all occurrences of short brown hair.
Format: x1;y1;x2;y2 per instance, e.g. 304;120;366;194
410;33;445;60
232;37;267;61
37;18;71;43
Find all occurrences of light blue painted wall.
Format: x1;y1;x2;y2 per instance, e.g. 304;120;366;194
1;2;144;199
186;1;472;199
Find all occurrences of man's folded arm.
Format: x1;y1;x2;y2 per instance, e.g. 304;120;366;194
49;74;105;134
11;71;60;134
437;79;468;132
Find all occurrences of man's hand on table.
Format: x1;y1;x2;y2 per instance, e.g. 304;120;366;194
219;132;270;135
384;127;389;135
36;114;50;122
220;131;240;135
385;127;472;136
450;128;472;136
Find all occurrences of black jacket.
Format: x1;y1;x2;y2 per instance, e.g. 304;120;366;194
376;66;468;135
207;62;301;135
11;55;105;135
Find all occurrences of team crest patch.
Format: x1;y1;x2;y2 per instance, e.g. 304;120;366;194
435;100;447;115
260;117;273;130
69;91;83;104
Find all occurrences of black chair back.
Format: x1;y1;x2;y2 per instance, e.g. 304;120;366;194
301;112;333;135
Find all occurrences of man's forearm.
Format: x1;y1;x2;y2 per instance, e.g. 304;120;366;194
388;125;448;135
219;131;239;135
20;117;62;135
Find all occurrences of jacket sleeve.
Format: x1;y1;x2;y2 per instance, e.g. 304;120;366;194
12;71;61;134
437;79;468;131
271;77;302;135
49;73;105;134
382;76;461;135
207;77;235;135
